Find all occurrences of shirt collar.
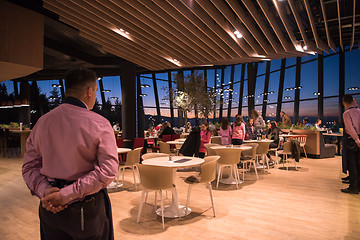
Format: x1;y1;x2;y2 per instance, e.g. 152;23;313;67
62;97;88;110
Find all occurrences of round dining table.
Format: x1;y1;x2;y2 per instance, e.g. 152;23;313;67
210;145;252;184
142;156;204;218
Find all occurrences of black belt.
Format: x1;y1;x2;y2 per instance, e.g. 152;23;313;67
49;178;99;208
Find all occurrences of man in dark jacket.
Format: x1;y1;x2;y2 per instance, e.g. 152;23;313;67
179;126;200;157
158;122;175;139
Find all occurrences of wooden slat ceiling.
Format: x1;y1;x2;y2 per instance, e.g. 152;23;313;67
42;0;360;71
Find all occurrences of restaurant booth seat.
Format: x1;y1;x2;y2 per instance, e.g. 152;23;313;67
281;129;336;158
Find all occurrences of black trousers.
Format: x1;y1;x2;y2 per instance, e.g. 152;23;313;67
232;139;243;145
347;148;360;189
39;191;110;240
199;152;206;158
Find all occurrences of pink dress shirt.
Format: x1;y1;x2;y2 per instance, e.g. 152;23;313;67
220;126;232;145
343;106;360;144
232;123;246;140
199;130;211;153
22;102;119;204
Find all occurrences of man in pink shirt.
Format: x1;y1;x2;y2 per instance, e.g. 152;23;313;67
22;68;119;239
341;94;360;194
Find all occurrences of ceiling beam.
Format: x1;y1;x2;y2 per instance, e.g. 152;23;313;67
256;0;295;53
303;0;329;53
137;0;223;61
45;2;165;70
337;0;344;51
210;0;270;55
165;0;242;60
241;0;284;54
85;0;198;66
320;0;337;52
287;0;318;52
271;0;302;52
152;0;230;60
179;0;248;58
350;0;356;50
111;0;211;64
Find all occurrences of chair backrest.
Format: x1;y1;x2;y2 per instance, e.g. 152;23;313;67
172;134;180;141
116;138;123;148
142;153;169;160
211;136;222;144
283;141;292;154
256;142;271;155
159;142;171;154
137;164;174;190
288;135;307;144
214;148;241;165
125;147;142;165
146;139;155;145
162;134;172;142
242;143;258;160
204;143;220;156
133;138;144;149
200;156;219;183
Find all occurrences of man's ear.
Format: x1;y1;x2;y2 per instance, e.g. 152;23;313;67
87;87;93;98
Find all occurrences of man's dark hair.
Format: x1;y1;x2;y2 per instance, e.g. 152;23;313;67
303;117;309;123
65;67;97;92
343;94;354;105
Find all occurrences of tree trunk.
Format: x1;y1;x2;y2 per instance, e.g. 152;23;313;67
184;111;188;133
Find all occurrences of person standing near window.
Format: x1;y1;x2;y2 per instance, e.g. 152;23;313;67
341;94;360;194
22;68;118;239
199;122;211;158
250;109;265;133
220;118;232;145
232;116;246;145
280;111;292;127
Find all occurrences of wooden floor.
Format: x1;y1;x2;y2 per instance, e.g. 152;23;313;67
1;155;359;240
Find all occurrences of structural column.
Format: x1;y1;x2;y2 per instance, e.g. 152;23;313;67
294;57;301;123
121;62;137;145
238;64;245;115
247;63;258;117
168;71;174;127
318;53;324;120
137;75;145;138
262;61;271;119
339;49;345;125
276;59;286;122
227;65;235;120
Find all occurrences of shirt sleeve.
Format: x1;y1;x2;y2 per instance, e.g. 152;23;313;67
343;111;360;143
22;128;52;199
59;121;119;204
241;123;246;140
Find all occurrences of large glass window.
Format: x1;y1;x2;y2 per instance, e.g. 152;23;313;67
242;80;248;107
268;71;280;103
102;76;121;105
281;102;294;119
323;54;339;97
234;64;242;83
257;62;266;76
283;67;296;101
286;57;296;67
299;100;318;123
255;75;265;104
345;48;360;95
140;74;156;108
270;59;281;72
323;97;339;123
207;69;215;88
266;104;277;120
231;82;240;108
300;60;318;100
